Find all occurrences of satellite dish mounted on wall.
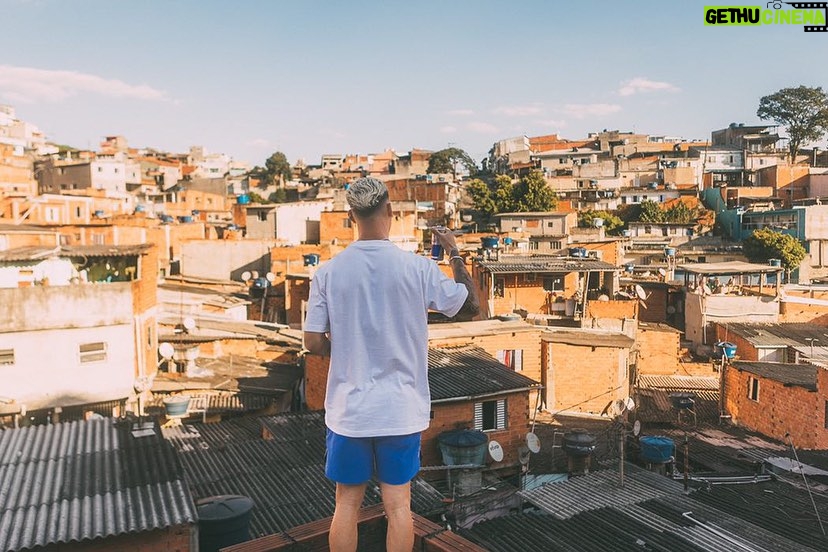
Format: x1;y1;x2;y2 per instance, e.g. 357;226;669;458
241;271;252;281
526;432;541;454
635;284;649;310
518;445;531;466
182;317;196;332
488;440;504;463
158;342;174;360
265;272;276;283
633;420;642;437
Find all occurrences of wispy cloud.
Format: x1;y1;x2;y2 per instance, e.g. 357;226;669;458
447;109;474;116
0;64;169;103
493;104;543;117
467;121;499;133
618;77;680;97
440;125;458;133
560;103;621;119
537;119;567;128
247;138;273;148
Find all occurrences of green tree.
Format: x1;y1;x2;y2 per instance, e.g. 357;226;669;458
757;85;828;162
247;191;270;204
493;175;518;213
268;188;288;203
427;147;478;179
514;170;557;212
743;228;807;278
264;151;292;185
638;200;666;223
578;210;624;234
665;201;695;224
465;178;497;218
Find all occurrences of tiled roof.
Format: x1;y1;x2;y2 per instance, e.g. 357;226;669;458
731;361;818;389
478;255;618;274
427;345;540;402
0;418;196;552
162;411;446;540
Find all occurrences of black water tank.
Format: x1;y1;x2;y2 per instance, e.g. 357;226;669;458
563;428;596;457
197;495;255;552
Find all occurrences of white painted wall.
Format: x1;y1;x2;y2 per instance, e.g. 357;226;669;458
274;200;333;245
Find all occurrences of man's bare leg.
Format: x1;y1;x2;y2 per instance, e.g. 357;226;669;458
380;482;413;552
329;483;367;552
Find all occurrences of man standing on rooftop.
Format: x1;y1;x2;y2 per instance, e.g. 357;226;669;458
304;176;479;552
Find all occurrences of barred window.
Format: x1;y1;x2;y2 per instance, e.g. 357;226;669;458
747;376;759;401
0;349;14;365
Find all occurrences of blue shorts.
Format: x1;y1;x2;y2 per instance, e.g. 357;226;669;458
325;429;421;485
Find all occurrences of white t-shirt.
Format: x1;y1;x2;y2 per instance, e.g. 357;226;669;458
304;240;468;437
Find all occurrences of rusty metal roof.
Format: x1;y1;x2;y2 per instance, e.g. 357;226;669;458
0;418;196;551
478;255;618;274
427;345;540;402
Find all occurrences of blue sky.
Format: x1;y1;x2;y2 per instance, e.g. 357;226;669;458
0;0;824;166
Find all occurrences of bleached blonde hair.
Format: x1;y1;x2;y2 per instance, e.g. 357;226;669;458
346;177;389;217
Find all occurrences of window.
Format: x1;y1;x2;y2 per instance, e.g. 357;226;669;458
343;218;352;228
543;276;564;291
474;399;506;431
76;207;81;217
547;221;554;228
0;348;14;365
747;376;760;401
525;273;536;283
97;167;103;173
497;349;523;372
257;211;268;222
825;401;828;429
79;342;107;363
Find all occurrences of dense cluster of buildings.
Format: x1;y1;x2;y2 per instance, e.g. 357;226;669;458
1;103;828;551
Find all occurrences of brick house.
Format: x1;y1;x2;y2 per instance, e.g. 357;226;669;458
473;255;620;319
541;328;635;415
724;360;828;449
304;343;540;472
714;322;828;364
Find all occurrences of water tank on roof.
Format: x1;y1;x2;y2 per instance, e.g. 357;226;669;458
197;495;255;552
481;236;499;249
303;253;320;266
768;258;782;267
569;247;587;258
639;436;674;464
237;194;250;205
562;429;596;458
668;392;696;410
438;429;488;466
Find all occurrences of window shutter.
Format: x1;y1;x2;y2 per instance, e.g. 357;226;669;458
514;350;523;372
496;400;506;429
473;402;483;431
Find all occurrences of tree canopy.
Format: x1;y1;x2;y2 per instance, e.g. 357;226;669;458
260;151;292;185
743;228;807;276
757;85;828;161
578;210;624;234
465;170;556;218
427;147;478;178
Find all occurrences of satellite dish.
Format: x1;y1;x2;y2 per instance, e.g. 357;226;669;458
488;440;504;462
633;419;642;437
635;285;647;300
133;375;154;393
241;270;252;281
624;397;636;412
658;268;667;277
182;317;196;331
158;342;174;359
526;432;541;454
518;445;531;466
265;272;276;282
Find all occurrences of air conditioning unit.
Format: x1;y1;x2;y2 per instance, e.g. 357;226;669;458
586;250;603;260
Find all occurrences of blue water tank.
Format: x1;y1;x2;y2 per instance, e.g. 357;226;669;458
714;341;737;359
569;247;587;258
438;430;488;466
303;253;320;266
197;495;255;552
134;205;146;213
503;237;513;245
178;215;194;223
481;236;499;249
665;247;676;257
639;436;674;464
94;210;105;218
237;194;250;205
768;258;782;267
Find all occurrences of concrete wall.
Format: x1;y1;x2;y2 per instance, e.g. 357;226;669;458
684;293;780;347
274;200;333;245
180;239;274;281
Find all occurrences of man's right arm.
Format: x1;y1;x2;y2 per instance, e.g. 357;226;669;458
447;250;480;321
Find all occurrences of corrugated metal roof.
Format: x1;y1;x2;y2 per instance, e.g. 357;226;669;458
678;261;783;275
725;322;828;348
478;255;618;274
427;345;540;401
60;244;152;257
638;375;719;391
0;246;59;262
731;361;818;389
0;418;196;551
163;411;446;540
